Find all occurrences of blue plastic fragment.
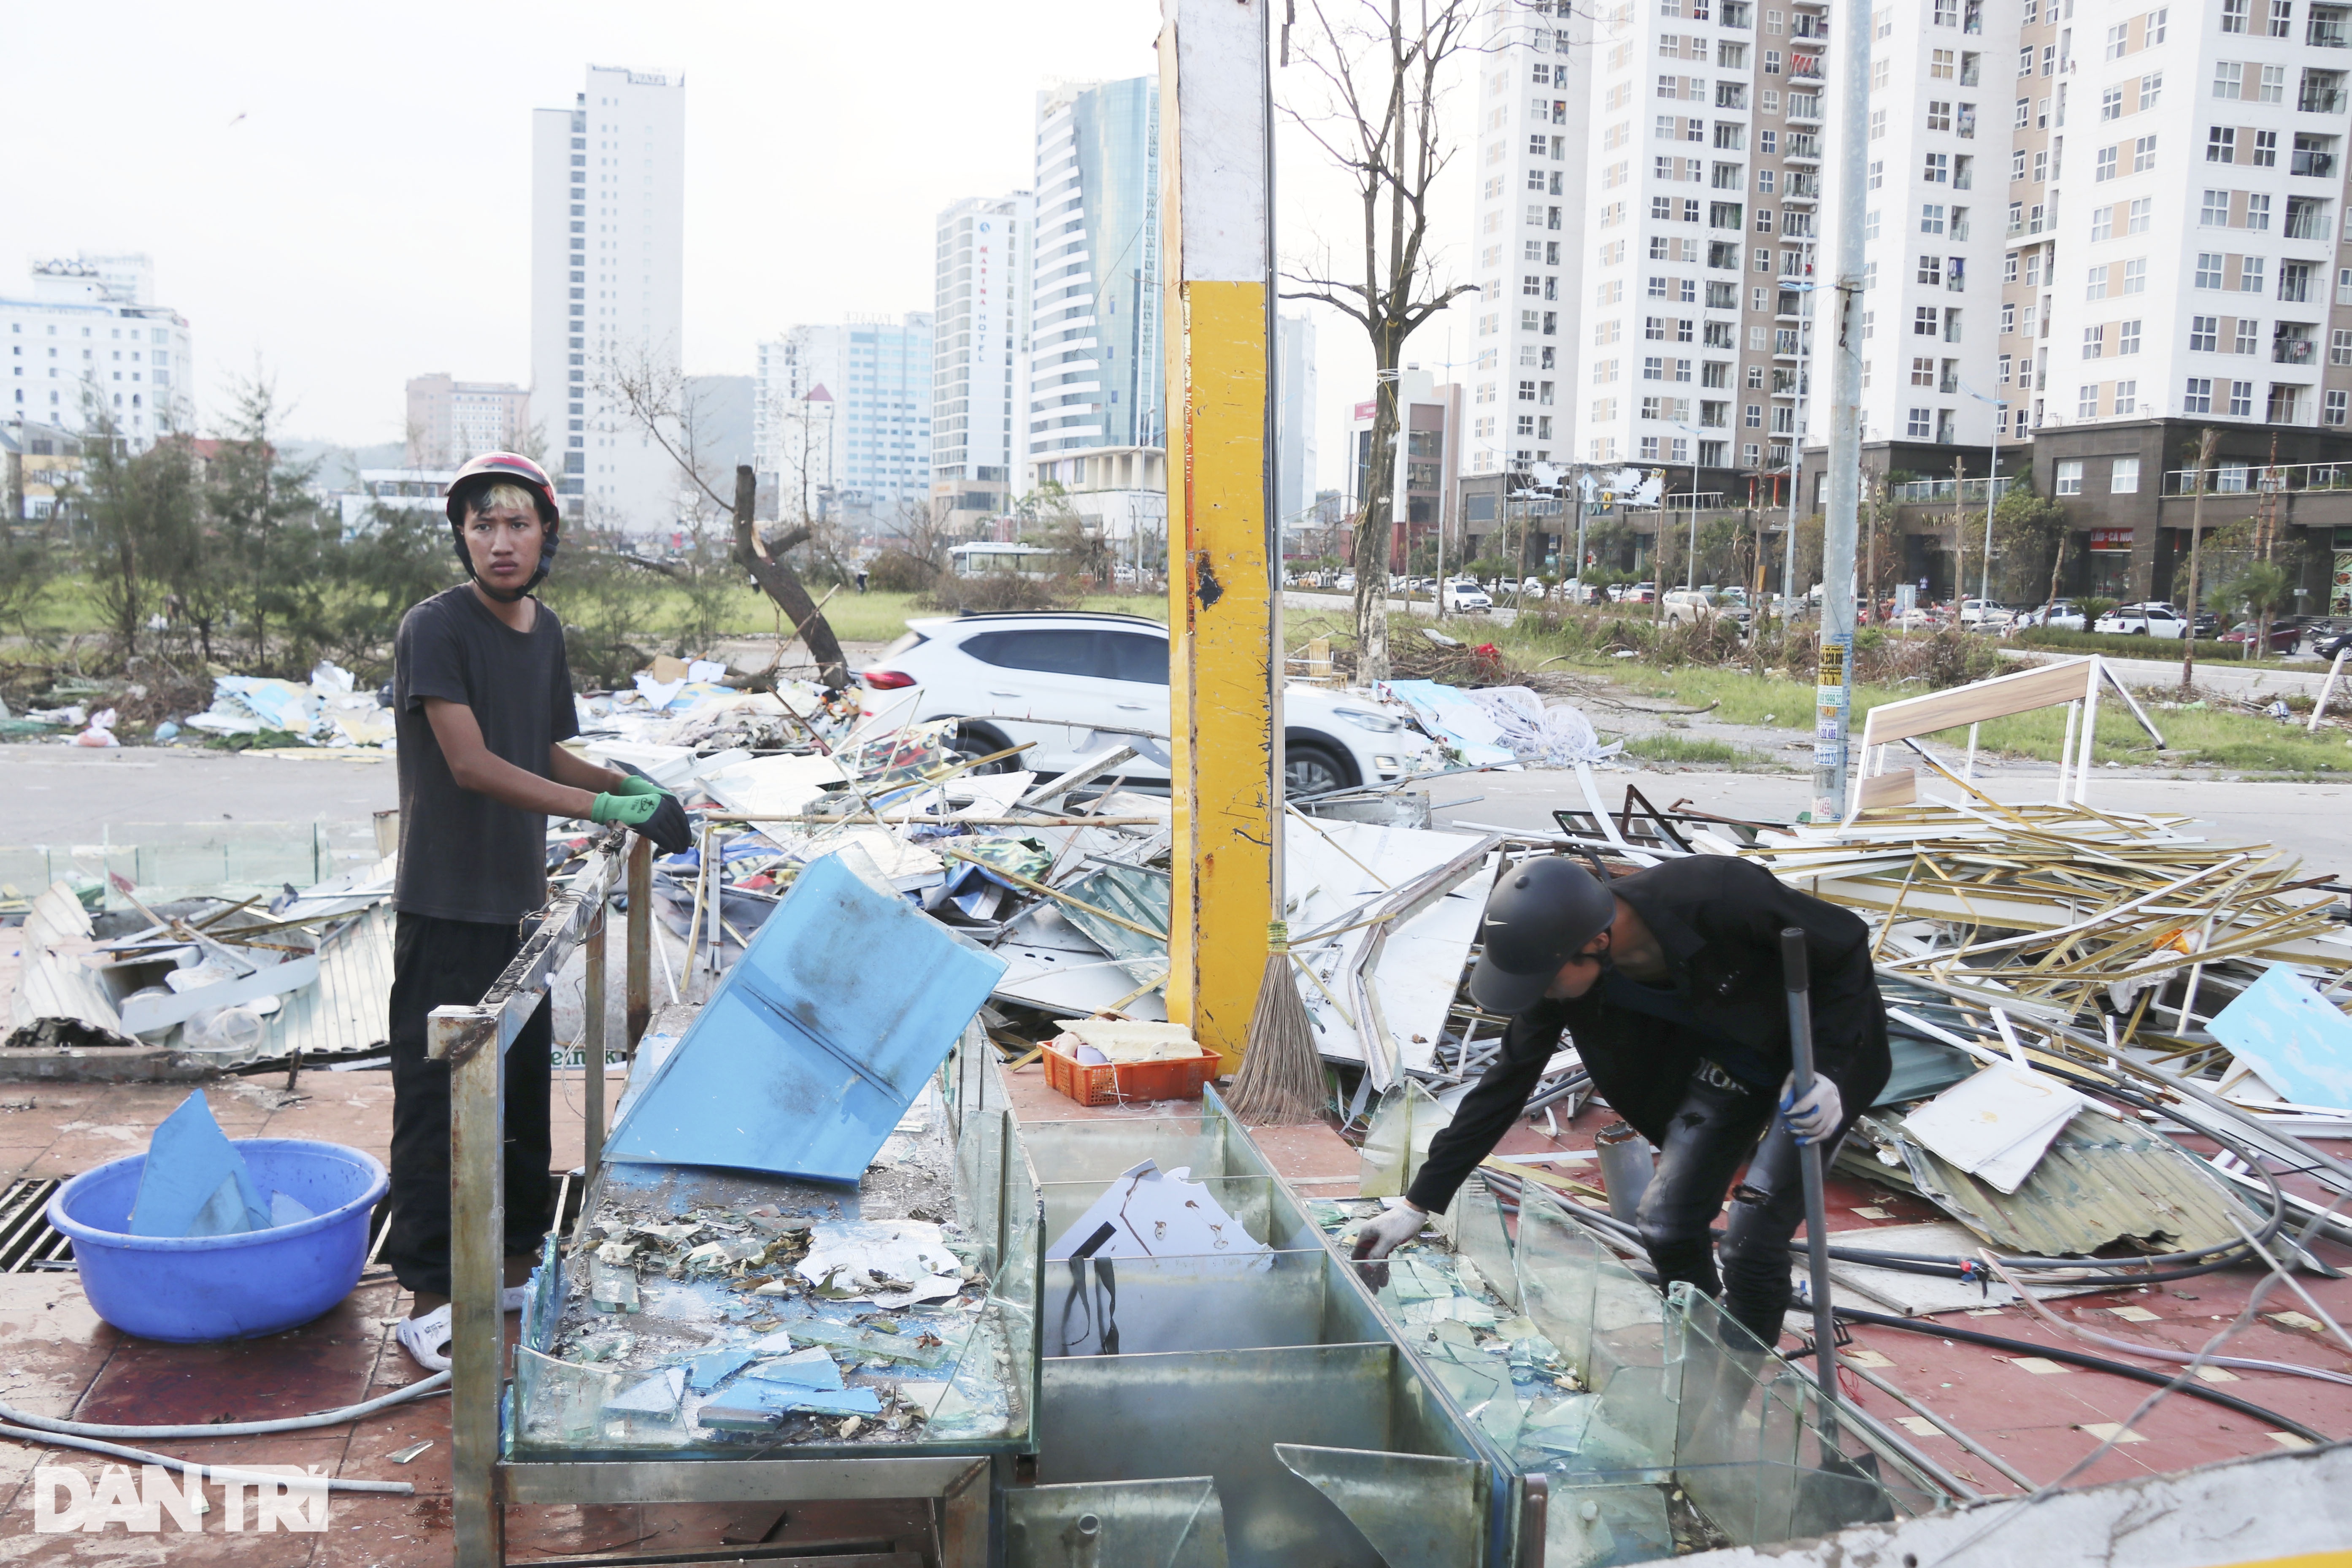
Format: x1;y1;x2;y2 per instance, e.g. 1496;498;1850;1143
605;1366;686;1417
684;1349;757;1394
748;1348;844;1391
769;1384;881;1417
603;848;1007;1182
130;1092;268;1238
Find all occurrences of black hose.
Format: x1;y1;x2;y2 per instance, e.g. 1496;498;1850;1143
1829;1306;2333;1446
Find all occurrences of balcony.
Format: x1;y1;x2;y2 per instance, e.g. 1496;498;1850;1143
2293;150;2338;178
1788;56;1825;85
2311;18;2351;46
1784;95;1823;125
1783;133;1823;165
2274;337;2318;365
2302;87;2350;113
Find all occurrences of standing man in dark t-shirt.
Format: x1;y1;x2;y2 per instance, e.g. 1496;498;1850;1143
388;453;690;1372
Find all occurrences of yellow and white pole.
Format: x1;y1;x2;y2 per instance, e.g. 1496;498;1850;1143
1160;0;1277;1071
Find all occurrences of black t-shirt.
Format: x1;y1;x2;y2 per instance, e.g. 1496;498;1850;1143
392;585;580;924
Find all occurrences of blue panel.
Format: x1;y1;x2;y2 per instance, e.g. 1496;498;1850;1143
603;849;1006;1182
130;1092;268;1237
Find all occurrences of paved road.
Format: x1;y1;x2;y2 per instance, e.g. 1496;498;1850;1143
2004;646;2344;701
1426;766;2352;875
0;744;395;846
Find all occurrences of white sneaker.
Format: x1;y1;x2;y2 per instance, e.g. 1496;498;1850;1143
396;1305;453;1373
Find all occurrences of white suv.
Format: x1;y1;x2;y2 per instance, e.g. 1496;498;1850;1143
857;614;1441;795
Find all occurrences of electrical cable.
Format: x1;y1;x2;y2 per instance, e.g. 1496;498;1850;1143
0;1423;414;1496
1824;1307;2331;1444
0;1371;447;1441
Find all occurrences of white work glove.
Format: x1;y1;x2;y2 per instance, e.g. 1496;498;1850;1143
1349;1203;1430;1287
1780;1074;1844;1144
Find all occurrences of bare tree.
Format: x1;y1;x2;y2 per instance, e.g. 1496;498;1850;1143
599;347;849;687
1283;0;1481;682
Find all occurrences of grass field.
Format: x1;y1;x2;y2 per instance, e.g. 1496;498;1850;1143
11;575;2344;776
1279;603;2352;777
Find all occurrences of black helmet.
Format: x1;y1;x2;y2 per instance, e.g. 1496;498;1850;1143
445;451;562;600
1467;858;1618;1015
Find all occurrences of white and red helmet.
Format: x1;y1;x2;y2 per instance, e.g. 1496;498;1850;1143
445;451;562;598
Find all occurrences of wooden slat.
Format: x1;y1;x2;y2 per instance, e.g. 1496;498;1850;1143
1858;658;2094;748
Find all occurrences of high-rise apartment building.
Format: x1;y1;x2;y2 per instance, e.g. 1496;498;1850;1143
531;65;685;529
754;316;934;527
1470;0;2352;608
1276;314;1321;532
405;374;530;469
932;194;1033;533
1022;77;1167;544
1;255;192;451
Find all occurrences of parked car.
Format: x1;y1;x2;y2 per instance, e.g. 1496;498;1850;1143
1441;578;1492;613
2017;600;2085;631
1957;598;2015;630
1662;589;1748;627
1335;572;1356;592
2221;619;2301;654
1618;581;1657;605
2093;603;2188;638
857;613;1440;796
2316;624;2352;660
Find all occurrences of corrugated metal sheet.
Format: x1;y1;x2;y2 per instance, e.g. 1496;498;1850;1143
1848;1108;2259;1259
269;903;394;1058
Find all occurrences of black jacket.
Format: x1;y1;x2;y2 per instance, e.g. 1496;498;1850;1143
1406;854;1890;1214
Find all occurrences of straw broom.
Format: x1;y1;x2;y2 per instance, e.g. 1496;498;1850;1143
1224;921;1326;1124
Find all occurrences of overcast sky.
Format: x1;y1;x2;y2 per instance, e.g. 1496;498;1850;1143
0;1;1479;494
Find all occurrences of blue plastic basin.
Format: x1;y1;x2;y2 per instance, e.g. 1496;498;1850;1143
48;1138;388;1343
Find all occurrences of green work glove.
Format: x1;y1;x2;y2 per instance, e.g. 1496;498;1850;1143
590;790;693;854
611;771;667;800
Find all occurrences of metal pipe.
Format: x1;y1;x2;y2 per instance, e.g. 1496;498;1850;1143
1836;1362;2032;1493
1780;927;1838;1404
583;900;607;1176
625;835;652;1049
1812;2;1871;819
1594;1121;1655;1224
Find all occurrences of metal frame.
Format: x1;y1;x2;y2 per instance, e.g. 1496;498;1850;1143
433;834;993;1565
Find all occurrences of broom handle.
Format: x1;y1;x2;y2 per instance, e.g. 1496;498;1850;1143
1781;927;1840;1408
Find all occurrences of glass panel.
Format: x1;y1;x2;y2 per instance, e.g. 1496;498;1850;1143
1667;1286;1949;1542
1452;1178;1522;1314
1356;1079;1449;1198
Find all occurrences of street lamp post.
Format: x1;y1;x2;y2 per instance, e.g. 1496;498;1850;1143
1959;382;2009;603
1673;424;1704;592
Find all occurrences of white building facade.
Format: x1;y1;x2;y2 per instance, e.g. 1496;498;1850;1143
2;255;192;449
1277;313;1320;532
754;316;934;528
1022;77;1166;545
932;193;1033;533
531;65;686;530
405;375;530;469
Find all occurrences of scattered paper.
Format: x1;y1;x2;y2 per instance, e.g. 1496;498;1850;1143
796;1220;962;1300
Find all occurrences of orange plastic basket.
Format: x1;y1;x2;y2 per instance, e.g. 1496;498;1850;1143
1041;1042;1223;1108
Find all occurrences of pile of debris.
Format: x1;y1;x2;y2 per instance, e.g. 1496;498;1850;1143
6;857;397;1076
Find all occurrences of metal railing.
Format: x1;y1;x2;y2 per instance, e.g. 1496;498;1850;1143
2162;458;2352;494
1890;475;2015;503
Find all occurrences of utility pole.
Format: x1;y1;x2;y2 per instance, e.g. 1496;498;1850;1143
2180;427;2218;697
1814;5;1870;819
1160;0;1276;1070
1783;237;1815;620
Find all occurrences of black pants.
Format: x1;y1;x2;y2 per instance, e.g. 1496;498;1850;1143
1633;1065;1856;1351
386;912;553;1298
